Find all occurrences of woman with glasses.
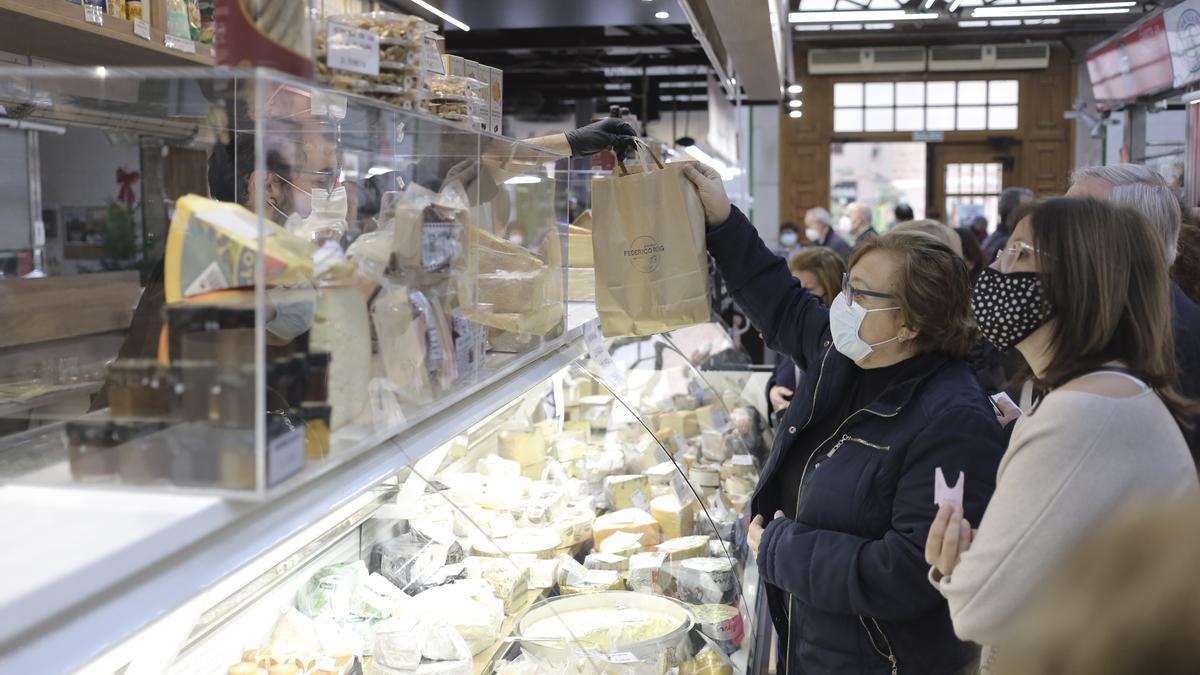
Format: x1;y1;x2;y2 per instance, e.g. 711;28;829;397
925;197;1199;668
681;163;1006;674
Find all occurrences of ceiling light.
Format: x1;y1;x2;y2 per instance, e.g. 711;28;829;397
787;83;804;94
973;6;1129;17
923;0;936;8
788;99;803;108
947;0;962;11
505;176;542;185
655;10;670;19
789;110;803;118
971;1;1134;17
789;10;938;23
403;0;470;31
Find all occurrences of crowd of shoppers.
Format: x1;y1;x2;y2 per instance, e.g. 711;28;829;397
560;118;1199;675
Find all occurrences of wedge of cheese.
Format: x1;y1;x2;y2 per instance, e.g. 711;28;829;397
604;474;650;511
310;286;371;430
592;508;662;549
651;494;695;540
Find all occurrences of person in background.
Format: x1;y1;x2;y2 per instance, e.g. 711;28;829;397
981;187;1034;262
1068;164;1200;458
966;214;989;244
766;248;847;425
925;198;1198;671
682;162;1005;675
805;206;851;260
846;201;878;247
1172;207;1200;305
776;221;802;257
893;202;915;226
955;227;987;284
994;496;1200;675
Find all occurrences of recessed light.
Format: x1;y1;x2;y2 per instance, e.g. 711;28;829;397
787;83;804;94
655;10;670;19
788;99;803;108
789;110;803;119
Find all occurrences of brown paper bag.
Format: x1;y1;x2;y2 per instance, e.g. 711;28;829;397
591;151;711;336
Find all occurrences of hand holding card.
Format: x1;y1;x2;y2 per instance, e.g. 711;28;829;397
934;467;964;510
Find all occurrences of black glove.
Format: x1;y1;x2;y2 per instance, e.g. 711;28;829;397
565;118;638;158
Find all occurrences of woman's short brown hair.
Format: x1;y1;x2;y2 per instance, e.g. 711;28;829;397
788;246;847;308
1025;197;1192;425
850;230;977;359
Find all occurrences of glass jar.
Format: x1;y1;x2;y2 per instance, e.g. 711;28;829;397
66;420;119;481
115;420;169;484
107;359;176;419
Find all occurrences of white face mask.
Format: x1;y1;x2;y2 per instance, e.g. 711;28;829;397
828;291;901;363
806;227;821;243
837;216;853;237
780;232;798;247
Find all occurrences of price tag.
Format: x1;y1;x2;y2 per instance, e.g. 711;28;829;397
607;652;639;664
583;319;625;387
82;3;104;25
133;18;152;40
423;35;445;74
327;21;380;76
164;34;196;54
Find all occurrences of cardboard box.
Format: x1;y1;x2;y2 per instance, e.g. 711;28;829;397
448;55;466;76
487;65;503;134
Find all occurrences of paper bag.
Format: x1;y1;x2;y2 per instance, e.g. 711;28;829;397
591;152;711;336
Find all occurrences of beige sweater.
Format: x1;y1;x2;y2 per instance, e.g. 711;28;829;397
934;387;1198;647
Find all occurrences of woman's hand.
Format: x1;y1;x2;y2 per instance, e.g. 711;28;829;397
925;504;974;581
564;118;638;158
683;163;732;228
769;385;794;412
748;510;786;559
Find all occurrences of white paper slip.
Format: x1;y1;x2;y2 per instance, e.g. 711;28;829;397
133;18;152;40
990;391;1019;414
934;467;964;509
327;21;380;76
583;318;626;387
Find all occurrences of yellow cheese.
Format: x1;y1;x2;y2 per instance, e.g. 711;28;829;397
310;286;371;430
604;474;650;511
656;535;710;561
476;270;548;314
566;267;596;302
592;508;661;549
651;494;695;539
657;410;700;438
498;431;546;466
562;420;592;442
695;405;728;431
598;530;644;556
554;438;587;463
567;232;594;267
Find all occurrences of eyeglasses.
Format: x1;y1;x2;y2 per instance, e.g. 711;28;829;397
997;241;1049;273
842;272;896;307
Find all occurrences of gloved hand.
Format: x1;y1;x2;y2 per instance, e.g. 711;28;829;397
683;163;732;228
565;118;638;158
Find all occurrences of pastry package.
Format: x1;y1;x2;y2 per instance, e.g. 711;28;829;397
317;11;436;107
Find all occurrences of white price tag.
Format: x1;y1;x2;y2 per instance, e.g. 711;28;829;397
164;34;196;54
327;22;380;76
267;425;306;486
422;35;444;74
583;319;625;387
82;4;104;25
607;652;639;664
133;18;152;40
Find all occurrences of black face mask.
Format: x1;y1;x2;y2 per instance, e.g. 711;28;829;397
971;267;1052;352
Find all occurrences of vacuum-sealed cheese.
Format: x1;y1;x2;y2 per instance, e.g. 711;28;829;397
310;285;371;429
165;194;315;303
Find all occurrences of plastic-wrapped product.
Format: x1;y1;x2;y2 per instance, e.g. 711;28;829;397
372;615;423;669
462;556;530;612
412;580;504;655
297;561;367;620
368;532;444;593
268;607;321;657
676;558;737;605
626;552;670;595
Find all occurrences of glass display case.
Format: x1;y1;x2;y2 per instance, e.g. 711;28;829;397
81;324;770;675
0;66;570;498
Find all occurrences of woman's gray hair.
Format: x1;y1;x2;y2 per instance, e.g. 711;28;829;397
806;206;832;227
1072;164;1181;264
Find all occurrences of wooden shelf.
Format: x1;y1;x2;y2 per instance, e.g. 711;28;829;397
0;0;214;67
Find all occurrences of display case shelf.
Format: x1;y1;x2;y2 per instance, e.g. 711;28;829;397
0;0;215;66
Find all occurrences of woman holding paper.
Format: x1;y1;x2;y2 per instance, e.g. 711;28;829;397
923;198;1198;667
679;163;1006;674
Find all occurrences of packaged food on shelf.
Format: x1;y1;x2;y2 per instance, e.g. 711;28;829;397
215;0;315;77
317;11;434;101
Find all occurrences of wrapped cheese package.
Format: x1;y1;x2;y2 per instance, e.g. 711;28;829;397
412;580;504;655
165;194;316;303
310;285;372;430
296;561;366;620
388;182;468;285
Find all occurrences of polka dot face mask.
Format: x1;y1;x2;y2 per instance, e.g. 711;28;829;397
971;267;1052;352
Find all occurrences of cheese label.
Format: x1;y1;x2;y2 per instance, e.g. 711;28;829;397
630;488;648;511
583;319;625;387
608;652;639;664
671;473;694;505
327;22;381;76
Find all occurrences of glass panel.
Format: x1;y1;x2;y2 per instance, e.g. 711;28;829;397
946;164;962;194
834;108;865;132
957;80;987;105
957;106;987;130
971;164;988;193
926;106;956;130
865;82;894;107
896;82;925;106
927;81;956;106
834;82;864;108
988;105;1019;130
988;79;1019;104
896;107;924;131
865;108;895;132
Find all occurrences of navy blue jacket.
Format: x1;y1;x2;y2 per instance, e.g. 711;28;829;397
707;207;1006;675
1171;282;1200;458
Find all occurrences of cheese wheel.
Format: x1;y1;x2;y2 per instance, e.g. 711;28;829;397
592;508;662;549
